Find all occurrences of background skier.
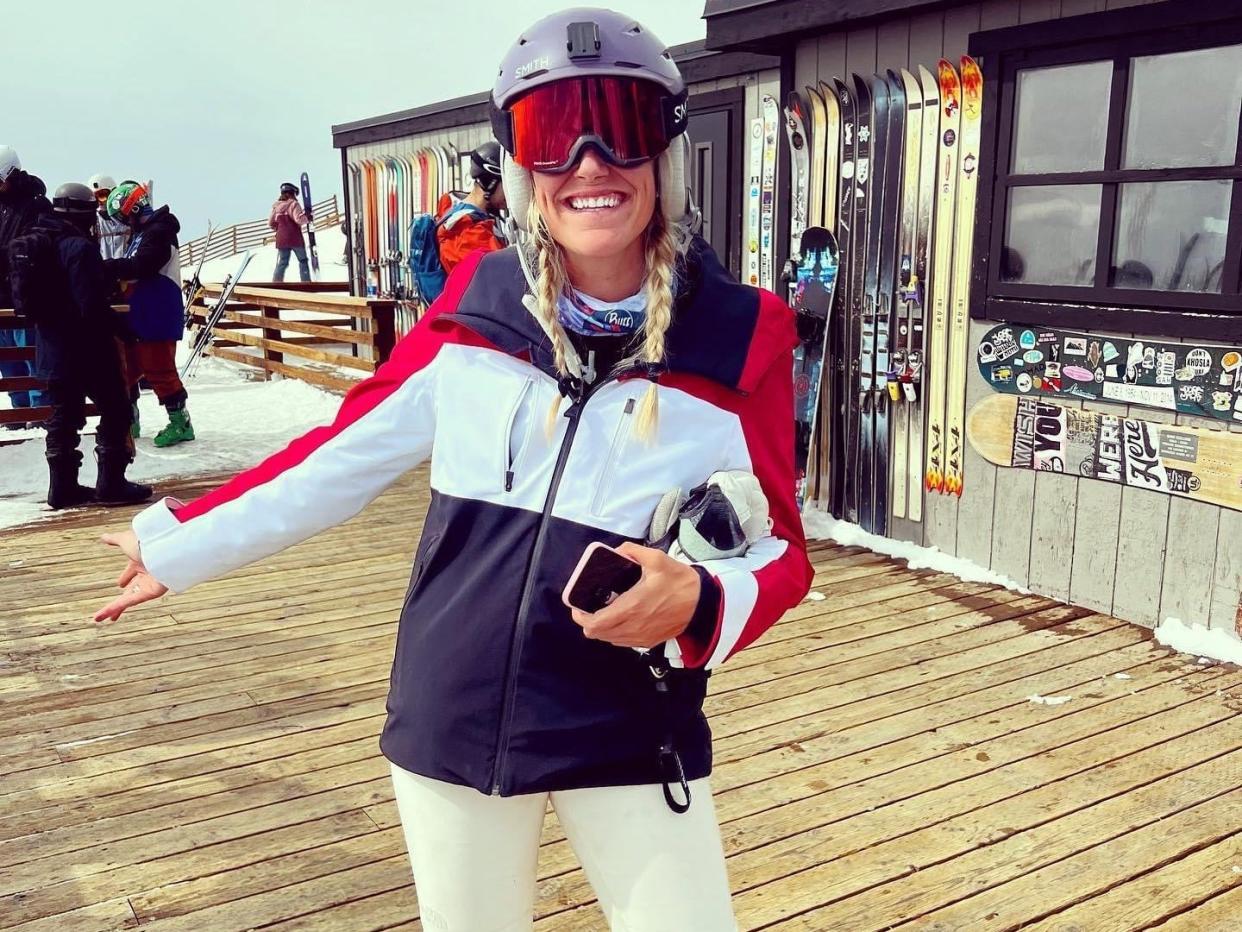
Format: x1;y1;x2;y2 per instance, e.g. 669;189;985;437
269;181;311;282
88;174;130;260
15;183;151;508
435;140;508;275
0;144;50;418
103;180;194;447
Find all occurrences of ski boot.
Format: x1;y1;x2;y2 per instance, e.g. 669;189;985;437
154;405;195;447
46;454;94;510
130;402;141;439
94;449;153;506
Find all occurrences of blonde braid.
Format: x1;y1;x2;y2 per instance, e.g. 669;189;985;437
525;201;577;437
631;211;680;442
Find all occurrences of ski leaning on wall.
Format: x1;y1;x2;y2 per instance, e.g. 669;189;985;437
345;145;460;300
747;117;763;287
777;57;982;531
760;95;781;292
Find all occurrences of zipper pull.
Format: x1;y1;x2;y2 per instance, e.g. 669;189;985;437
504;470;515;492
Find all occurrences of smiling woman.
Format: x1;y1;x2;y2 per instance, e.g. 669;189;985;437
92;7;810;930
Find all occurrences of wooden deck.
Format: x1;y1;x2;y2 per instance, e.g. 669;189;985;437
1;469;1238;931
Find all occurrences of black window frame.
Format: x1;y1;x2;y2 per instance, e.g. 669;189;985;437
969;1;1242;341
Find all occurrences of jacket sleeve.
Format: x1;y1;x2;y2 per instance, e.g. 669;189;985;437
438;216;500;275
268;203;280;230
670;343;814;670
289;200;308;226
131;303;456;593
103;226;172;281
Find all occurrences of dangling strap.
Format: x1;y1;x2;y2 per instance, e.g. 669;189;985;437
644;650;692;814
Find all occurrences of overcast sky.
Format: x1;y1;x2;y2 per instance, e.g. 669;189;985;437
5;1;707;240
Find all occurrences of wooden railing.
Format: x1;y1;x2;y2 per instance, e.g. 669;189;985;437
179;195;341;269
185;284;396;393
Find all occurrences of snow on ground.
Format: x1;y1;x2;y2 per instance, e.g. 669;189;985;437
191;227;351;285
1154;617;1242;666
801;507;1030;593
0;346;341;532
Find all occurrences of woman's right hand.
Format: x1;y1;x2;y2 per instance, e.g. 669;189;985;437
93;530;168;624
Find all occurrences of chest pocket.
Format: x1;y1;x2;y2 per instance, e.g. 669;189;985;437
503;378;536;492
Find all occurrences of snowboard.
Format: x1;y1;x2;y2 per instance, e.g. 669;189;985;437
791;226;841;509
967;394;1242;513
299;172;320;277
976;322;1242;425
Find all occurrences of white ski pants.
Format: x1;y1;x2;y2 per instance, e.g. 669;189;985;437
389;763;738;932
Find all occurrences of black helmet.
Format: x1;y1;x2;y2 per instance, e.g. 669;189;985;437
52;182;97;216
470;141;503;194
280;181;298;196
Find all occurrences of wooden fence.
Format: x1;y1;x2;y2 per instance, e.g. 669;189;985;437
179;195;341;269
185;284;396;393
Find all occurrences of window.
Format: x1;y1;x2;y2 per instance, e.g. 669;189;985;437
972;5;1242;340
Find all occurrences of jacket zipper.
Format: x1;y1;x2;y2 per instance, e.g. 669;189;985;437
502;378;535;492
589;397;636;515
490;369;636;795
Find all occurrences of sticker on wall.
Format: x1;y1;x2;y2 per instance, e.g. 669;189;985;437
976;322;1242;423
966;394;1242;512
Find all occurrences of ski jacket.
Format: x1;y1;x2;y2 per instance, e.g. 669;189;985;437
269;198;307;250
30;215;123;377
130;239;813;796
0;172;51;309
104;206;183;342
435;193;502;275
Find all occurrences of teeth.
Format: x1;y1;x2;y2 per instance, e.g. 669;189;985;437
569;194;621;210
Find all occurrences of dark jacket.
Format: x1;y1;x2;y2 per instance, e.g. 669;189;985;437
129;239;813;798
31;214;121;378
103;206;184;341
0;172;51;308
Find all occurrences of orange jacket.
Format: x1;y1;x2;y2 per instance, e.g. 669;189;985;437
434;193;502;274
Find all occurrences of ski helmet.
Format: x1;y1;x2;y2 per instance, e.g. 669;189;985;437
280;181;298;196
0;145;21;184
106;180;152;223
52;182;97;216
490;8;692;230
469;141;503;195
88;173;116;192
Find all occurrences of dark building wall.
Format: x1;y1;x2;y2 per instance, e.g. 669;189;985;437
791;0;1242;639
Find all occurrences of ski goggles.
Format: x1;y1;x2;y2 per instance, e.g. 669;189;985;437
492;75;689;173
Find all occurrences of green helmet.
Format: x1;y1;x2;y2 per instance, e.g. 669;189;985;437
106;180;151;223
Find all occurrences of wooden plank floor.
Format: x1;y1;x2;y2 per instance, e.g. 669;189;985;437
1;468;1238;931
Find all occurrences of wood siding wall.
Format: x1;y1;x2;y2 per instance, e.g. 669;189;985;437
796;0;1241;638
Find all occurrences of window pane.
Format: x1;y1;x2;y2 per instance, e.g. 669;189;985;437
1002;185;1102;286
1012;61;1112;174
1124;45;1242;169
1111;180;1232;292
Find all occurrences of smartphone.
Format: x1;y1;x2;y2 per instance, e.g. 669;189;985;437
562;543;643;613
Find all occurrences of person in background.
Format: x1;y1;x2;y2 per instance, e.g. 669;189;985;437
269;182;311;282
18;184;151;508
103;180;194;447
435;140;508;275
89;174;130;260
0;144;50;420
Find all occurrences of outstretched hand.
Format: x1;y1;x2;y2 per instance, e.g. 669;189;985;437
569;542;701;650
93;530;168;624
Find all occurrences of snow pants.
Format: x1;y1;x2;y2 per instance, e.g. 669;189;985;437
389;763;738;931
125;340;186;409
39;326;132;463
